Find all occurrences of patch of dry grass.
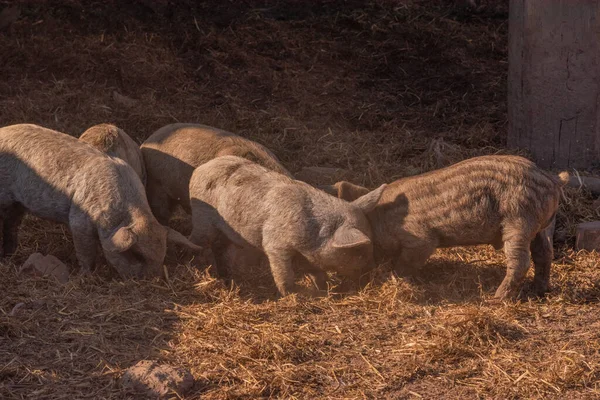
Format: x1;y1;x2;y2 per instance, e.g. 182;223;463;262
2;0;600;398
3;246;600;399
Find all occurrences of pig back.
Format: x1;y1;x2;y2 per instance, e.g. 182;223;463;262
141;123;291;211
0;124;144;225
189;155;295;248
80;124;146;185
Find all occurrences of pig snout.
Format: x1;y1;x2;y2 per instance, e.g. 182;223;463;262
341;253;374;280
106;257;144;280
119;260;164;280
323;246;375;284
141;260;166;280
103;248;166;280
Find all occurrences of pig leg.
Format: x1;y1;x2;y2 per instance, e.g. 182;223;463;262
216;243;242;279
191;200;256;278
211;238;233;279
495;227;533;299
530;224;554;296
189;201;221;246
146;179;174;225
2;203;25;257
189;211;231;277
265;249;296;296
69;211;98;275
220;244;264;279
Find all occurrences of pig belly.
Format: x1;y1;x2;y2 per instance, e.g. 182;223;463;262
434;222;503;249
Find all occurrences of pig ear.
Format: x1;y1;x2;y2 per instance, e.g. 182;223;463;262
107;226;137;253
317;184;339;197
336;181;370;202
166;227;203;252
331;227;371;249
351;184;386;213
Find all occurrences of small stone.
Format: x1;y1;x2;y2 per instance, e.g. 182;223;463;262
121;360;194;398
8;302;25;316
294;166;351;186
575;221;600;252
20;253;70;284
8;300;46;316
112;91;139;108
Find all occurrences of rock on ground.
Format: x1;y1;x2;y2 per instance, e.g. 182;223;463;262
112;91;139;108
20;253;70;284
121;360;194;398
575;221;600;252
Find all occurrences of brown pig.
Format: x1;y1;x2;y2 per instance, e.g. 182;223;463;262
350;155;568;300
0;124;200;279
79;123;146;185
188;155;386;296
141;123;292;224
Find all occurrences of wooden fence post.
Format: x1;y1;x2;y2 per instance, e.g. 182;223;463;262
508;0;600;169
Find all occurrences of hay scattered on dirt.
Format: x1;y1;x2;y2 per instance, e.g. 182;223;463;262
2;0;600;398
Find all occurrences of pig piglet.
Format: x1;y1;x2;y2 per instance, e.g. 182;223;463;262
188;155;385;295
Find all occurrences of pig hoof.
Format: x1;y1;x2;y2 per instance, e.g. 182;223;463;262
485;297;504;306
277;284;298;298
533;281;549;297
493;286;522;302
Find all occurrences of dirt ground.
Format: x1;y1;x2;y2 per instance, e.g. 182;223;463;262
1;0;600;399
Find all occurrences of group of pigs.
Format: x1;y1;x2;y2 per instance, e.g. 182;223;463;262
0;123;569;300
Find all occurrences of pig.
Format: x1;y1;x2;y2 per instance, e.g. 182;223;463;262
187;155;386;296
349;155;568;300
140;123;292;225
79;123;146;185
0;124;201;278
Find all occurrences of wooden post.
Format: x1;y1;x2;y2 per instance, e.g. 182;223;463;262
508;0;600;169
